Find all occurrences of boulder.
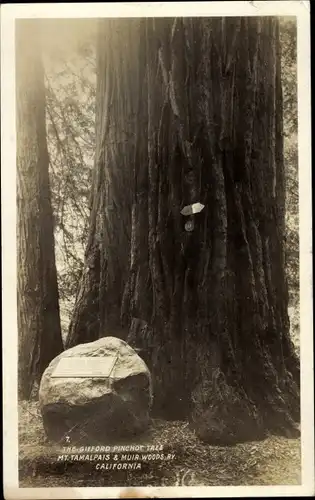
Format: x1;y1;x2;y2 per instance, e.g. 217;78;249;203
39;336;152;442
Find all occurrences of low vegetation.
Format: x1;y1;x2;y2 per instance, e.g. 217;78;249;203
19;401;300;488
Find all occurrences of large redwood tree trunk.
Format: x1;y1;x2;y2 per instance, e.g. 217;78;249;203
16;20;63;400
68;17;299;443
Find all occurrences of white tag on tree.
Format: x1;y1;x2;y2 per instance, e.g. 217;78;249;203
181;202;205;216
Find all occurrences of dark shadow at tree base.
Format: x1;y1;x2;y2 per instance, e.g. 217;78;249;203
149;372;300;446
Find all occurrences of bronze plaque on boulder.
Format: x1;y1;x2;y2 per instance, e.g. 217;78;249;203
51;356;118;378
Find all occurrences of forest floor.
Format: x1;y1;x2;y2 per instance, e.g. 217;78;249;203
19;400;301;489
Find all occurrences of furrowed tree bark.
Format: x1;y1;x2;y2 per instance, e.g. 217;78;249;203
68;17;300;443
16;20;63;400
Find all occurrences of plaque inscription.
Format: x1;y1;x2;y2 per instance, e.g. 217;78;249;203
51;356;118;378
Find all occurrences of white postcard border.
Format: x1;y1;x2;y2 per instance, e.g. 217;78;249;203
1;2;313;498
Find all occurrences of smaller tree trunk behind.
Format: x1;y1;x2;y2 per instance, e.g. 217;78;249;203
16;20;63;400
66;19;138;347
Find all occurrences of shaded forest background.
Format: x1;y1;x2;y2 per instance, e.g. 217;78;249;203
41;17;298;348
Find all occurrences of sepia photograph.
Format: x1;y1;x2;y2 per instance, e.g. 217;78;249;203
1;2;313;498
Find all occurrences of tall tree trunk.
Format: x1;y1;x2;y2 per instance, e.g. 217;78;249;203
16;20;63;400
68;17;299;443
66;19;138;348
